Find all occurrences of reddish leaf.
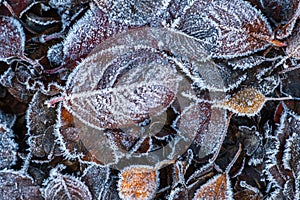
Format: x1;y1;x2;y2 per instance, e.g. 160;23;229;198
0;16;25;62
176;0;277;58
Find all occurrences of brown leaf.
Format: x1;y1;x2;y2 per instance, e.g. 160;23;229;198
218;87;266;116
193;173;232;200
118;165;158;200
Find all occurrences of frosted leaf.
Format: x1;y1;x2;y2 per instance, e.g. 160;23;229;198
228;56;266;70
192;173;232;200
0;64;38;103
0;16;25;62
0;121;17;169
43;171;92;200
118;165;159;200
27;91;58;136
286;22;300;59
280;113;300;173
65;48;179;130
62;27;216;130
26;92;60;159
276;1;300;39
0;170;43;200
81;164;121;200
239;126;261;156
62;4;126;67
178;102;227;158
281;68;300;98
259;0;300;24
0;0;33;17
176;0;276;58
217;87;266;116
263;130;283;188
192;145;242;199
109;0;164;26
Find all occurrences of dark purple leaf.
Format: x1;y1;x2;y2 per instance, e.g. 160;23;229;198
62;4;126;67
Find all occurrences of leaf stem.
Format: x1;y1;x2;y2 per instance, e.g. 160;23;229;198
45;96;65;107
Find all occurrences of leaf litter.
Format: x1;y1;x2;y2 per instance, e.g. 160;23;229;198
0;0;300;199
